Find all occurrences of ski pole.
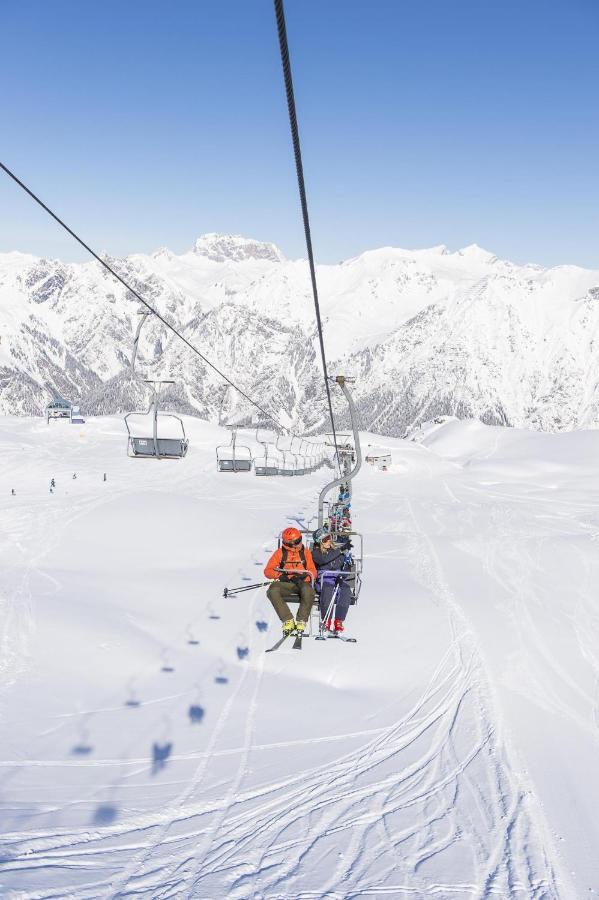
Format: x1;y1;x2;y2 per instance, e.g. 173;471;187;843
319;579;341;637
223;581;271;598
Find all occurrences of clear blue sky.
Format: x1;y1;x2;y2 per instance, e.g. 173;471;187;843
1;0;598;267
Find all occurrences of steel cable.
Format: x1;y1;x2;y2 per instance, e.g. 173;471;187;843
273;0;342;471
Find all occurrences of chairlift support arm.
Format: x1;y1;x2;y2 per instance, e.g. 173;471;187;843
318;376;362;528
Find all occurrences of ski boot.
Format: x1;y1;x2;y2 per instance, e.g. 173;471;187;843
282;619;296;636
295;620;306;635
333;619;345;633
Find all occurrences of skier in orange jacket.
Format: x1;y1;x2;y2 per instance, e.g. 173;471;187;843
264;527;316;635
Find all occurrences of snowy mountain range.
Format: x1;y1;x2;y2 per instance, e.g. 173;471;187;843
1;232;598;436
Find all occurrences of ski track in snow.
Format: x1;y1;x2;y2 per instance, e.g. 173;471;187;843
1;417;593;898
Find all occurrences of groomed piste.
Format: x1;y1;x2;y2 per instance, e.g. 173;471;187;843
1;414;598;898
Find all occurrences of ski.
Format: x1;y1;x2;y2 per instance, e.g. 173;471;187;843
265;634;291;653
292;633;303;650
326;634;357;643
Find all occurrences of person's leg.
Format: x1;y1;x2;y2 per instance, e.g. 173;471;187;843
334;582;352;622
319;582;339;623
296;581;315;623
319;583;333;619
267;582;296;623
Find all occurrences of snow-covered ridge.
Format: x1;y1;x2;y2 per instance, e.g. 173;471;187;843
191;233;284;263
0;233;598;435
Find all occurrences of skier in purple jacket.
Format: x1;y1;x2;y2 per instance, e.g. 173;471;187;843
311;528;353;633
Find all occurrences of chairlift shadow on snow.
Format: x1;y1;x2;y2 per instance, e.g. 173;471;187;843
214;660;229;684
125;678;141;707
185;624;200;645
93;803;118;826
71;743;93;755
151;742;173;774
188;704;205;724
160;648;175;672
71;718;93;755
255;620;268;633
206;602;221;620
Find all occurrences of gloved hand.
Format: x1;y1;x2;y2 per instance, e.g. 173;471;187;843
279;572;290;582
290;574;305;585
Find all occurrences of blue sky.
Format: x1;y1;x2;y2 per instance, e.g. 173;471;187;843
1;0;598;267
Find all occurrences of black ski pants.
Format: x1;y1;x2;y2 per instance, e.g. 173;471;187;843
267;580;314;623
318;579;352;622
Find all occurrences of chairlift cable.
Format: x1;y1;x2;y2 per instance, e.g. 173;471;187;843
0;159;286;433
273;0;342;472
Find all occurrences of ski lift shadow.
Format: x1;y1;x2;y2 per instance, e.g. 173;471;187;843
93;804;118;826
151;742;173;774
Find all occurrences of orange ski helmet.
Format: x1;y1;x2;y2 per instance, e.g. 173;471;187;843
282;527;302;548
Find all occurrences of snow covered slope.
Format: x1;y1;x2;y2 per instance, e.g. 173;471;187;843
1;415;597;897
1;236;599;435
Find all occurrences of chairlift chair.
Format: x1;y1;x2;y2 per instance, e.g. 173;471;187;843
216;426;253;472
125;380;189;459
290;437;305;476
305;529;363;605
274;433;295;476
254;423;279;476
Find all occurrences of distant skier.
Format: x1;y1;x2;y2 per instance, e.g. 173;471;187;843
11;489;15;496
103;473;107;482
72;473;77;480
312;527;353;633
50;478;56;488
264;527;316;635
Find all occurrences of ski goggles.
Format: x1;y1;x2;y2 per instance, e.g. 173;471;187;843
282;536;303;547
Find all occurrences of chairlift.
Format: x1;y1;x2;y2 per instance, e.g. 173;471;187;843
275;433;296;476
290;436;305;476
216;426;252;472
46;399;73;423
254;423;279;476
125;380;189;459
305;528;363;605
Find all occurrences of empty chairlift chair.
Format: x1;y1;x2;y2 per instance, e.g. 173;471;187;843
254;424;279;476
275;433;296;476
293;438;306;476
216;426;253;473
125;380;189;459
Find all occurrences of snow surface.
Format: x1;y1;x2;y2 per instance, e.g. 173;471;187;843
1;414;598;898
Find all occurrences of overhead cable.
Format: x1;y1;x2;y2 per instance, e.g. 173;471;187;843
273;0;342;471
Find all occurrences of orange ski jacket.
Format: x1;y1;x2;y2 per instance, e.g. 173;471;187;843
264;545;317;583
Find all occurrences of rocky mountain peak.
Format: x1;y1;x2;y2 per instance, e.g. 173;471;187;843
191;233;284;264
